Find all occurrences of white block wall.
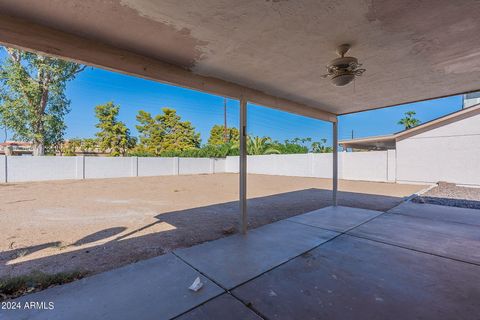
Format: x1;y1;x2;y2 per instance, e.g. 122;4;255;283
311;153;334;178
225;153;389;181
213;158;226;173
0;156;6;183
85;157;135;179
2;143;478;185
6;156;79;182
138;157;177;177
178;158;213;174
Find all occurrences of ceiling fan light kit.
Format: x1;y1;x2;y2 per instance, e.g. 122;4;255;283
323;44;366;87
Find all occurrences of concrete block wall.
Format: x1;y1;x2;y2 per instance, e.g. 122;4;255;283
0;156;222;183
178;158;213;175
311;153;335;178
225;152;392;182
5;149;476;185
138;157;177;177
5;156;79;182
0;156;6;183
84;157;135;179
213;158;226;173
341;151;389;182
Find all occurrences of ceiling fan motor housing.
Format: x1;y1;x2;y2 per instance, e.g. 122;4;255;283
323;45;365;86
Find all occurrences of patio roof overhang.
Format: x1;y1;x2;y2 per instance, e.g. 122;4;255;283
0;0;479;121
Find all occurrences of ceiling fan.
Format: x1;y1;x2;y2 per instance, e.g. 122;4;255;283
322;44;366;87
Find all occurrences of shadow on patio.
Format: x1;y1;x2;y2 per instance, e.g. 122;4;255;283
1;188;404;281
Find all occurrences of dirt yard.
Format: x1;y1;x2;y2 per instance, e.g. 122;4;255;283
0;173;424;278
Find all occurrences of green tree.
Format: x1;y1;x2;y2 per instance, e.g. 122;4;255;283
95;102;136;156
80;138;97;153
272;137;310;154
61;138;81;156
0;48;85;155
247;136;280;155
207;125;240;146
135;110;165;155
311;138;333;153
156;108;200;152
398;111;421;130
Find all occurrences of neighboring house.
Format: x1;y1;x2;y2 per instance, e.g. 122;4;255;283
0;141;33;156
57;140;109;157
339;104;480;186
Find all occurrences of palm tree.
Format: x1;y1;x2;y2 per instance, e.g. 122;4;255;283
247;136;280;155
398;111;421;130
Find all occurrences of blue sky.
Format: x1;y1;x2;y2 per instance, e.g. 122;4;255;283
2;63;464;145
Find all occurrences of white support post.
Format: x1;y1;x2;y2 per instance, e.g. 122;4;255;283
332;121;338;206
239;96;248;234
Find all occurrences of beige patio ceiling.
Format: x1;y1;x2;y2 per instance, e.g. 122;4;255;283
0;0;479;120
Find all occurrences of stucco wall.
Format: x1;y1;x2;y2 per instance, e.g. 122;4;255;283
342;151;388;182
396;113;480;186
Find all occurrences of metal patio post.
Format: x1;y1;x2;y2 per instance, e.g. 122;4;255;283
332;120;338;206
239;96;248;234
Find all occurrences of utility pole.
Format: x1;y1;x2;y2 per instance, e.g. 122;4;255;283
223;98;228;143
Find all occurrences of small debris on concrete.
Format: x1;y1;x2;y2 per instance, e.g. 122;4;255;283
188;276;203;292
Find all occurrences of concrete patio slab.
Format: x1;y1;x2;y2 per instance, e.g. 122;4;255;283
176;294;261;320
287;205;382;232
348;212;480;264
232;235;480;320
175;220;338;289
388;201;480;227
4;253;224;320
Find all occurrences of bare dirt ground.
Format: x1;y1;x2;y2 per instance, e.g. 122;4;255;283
0;173;424;278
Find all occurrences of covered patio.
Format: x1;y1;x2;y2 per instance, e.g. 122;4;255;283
1;0;480;319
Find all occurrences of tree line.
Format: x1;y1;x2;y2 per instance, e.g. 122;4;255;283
62;102;332;157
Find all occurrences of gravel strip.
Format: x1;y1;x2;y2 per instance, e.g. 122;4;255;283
413;182;480;209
